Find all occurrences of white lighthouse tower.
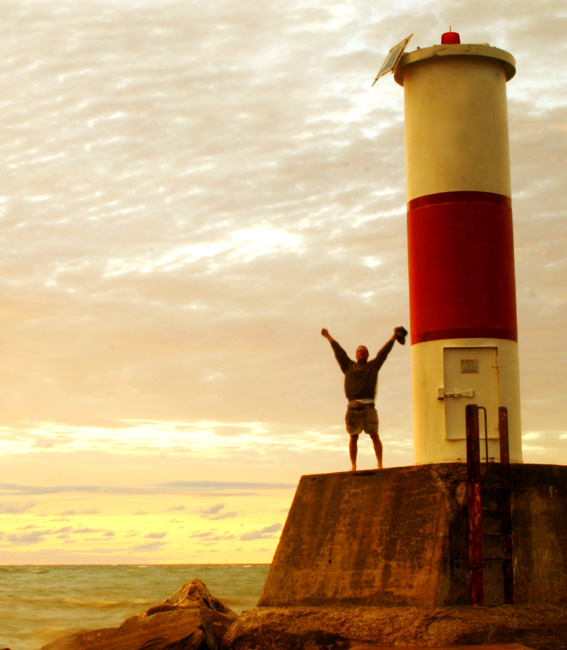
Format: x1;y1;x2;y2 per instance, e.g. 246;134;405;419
393;31;522;465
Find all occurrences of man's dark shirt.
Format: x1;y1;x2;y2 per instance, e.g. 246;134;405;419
331;339;394;402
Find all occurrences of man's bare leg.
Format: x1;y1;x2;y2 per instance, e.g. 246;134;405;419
369;433;383;469
349;434;359;471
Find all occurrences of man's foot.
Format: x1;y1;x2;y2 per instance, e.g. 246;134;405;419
351;464;357;472
377;462;383;469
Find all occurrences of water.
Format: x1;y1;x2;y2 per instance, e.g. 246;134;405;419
0;564;270;650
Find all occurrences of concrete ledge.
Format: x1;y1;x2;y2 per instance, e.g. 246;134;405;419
349;646;534;650
223;604;567;649
350;646;534;650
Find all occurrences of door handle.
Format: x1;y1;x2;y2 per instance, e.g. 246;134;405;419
438;388;475;400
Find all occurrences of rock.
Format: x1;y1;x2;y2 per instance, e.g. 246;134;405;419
41;578;238;650
222;604;567;650
146;577;236;615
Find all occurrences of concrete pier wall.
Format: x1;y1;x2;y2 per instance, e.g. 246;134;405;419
259;464;567;608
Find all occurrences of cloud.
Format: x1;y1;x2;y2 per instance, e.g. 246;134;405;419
199;503;239;521
0;501;36;514
144;532;167;539
210;511;239;521
0;524;119;548
0;478;296;497
190;530;237;543
7;530;48;545
240;523;283;542
131;540;167;553
160;481;297;492
0;483;126;496
201;503;225;516
53;526;74;534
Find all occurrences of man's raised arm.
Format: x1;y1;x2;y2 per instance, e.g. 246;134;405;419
374;326;407;367
322;328;352;372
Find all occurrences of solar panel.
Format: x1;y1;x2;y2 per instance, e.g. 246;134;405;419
372;34;413;86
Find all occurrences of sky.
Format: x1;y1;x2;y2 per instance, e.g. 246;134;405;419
0;0;565;565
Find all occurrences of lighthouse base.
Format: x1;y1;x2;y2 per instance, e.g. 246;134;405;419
224;464;567;649
259;464;567;608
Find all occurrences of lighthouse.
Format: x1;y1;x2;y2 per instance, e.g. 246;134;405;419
237;34;567;644
393;31;522;465
247;34;567;638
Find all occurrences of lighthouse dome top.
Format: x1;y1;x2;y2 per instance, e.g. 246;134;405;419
393;41;516;86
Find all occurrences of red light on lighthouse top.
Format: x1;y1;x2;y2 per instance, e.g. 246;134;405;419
441;30;461;44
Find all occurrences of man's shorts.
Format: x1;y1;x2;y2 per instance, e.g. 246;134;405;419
345;406;379;436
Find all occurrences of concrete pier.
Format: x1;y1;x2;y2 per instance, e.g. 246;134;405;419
259;464;567;608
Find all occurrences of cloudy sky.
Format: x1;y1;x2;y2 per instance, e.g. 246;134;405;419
0;0;565;564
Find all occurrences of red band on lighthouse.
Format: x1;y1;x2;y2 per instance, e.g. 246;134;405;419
407;191;518;345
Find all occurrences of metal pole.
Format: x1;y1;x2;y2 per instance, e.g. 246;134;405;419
499;407;514;604
466;404;484;605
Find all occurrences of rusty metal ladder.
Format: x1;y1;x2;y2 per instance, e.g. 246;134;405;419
466;404;514;606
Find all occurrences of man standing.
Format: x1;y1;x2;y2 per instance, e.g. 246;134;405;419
321;326;407;471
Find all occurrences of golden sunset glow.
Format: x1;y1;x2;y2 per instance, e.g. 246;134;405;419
0;0;565;564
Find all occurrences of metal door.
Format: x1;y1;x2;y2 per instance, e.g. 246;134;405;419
442;347;499;442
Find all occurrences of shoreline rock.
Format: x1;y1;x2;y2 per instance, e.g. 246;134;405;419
40;578;238;650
